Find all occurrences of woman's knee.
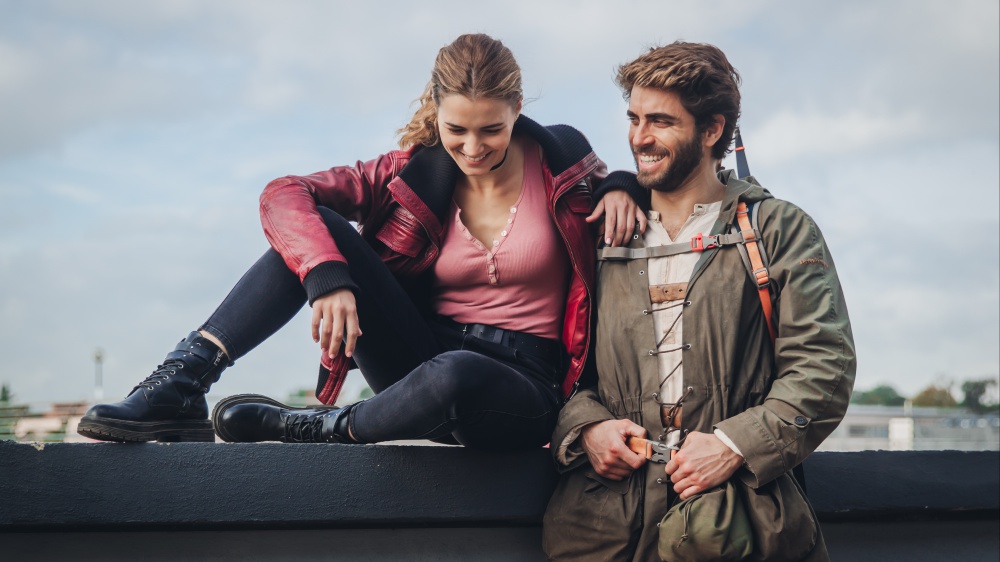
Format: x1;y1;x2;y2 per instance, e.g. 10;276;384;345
417;351;492;399
317;207;361;244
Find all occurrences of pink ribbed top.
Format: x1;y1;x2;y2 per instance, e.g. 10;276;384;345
432;142;570;340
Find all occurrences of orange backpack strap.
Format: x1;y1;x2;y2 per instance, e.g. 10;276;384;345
734;201;777;343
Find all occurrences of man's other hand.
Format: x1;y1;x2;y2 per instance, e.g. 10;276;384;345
664;431;744;499
581;419;648;480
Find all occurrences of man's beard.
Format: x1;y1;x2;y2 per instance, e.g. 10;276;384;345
634;132;703;193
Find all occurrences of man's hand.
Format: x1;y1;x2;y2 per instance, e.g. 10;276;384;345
665;431;744;500
586;190;647;247
311;288;362;359
581;419;648;480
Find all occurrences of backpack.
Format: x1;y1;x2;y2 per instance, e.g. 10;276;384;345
731;128;776;343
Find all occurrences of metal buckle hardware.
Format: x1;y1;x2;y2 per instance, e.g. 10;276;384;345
690;233;718;252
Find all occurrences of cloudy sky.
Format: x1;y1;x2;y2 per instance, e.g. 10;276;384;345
2;0;997;408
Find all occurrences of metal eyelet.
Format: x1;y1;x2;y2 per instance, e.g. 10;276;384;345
648;350;655;356
155;381;162;385
639;270;645;275
685;300;692;306
657;434;664;441
684;344;692;350
633;234;639;240
656;478;665;485
652;392;659;400
642;309;649;315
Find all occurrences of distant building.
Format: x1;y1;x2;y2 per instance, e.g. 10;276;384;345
10;401;90;443
819;403;1000;451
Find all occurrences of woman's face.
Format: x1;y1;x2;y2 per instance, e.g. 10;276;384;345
437;94;521;177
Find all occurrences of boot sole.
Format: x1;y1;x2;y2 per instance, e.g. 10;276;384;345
211;394;338;443
77;415;215;443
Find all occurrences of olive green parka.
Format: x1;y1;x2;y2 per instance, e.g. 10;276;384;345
543;171;856;562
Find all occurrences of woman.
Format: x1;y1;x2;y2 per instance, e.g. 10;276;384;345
78;33;644;449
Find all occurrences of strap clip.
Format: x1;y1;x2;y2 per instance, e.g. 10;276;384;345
689;233;718;252
626;436;674;464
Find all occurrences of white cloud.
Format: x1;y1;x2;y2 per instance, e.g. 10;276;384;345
751;109;924;167
46;183;101;204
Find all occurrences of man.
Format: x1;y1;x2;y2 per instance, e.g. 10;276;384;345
542;42;855;561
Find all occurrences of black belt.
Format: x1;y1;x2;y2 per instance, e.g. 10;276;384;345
436;316;564;365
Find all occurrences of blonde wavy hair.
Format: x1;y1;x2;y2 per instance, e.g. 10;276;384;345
398;34;522;149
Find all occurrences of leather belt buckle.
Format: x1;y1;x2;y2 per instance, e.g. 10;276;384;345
626;436;673;464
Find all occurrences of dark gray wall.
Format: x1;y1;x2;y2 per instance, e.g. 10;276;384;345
2;442;998;561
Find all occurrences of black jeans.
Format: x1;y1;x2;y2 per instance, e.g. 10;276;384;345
200;208;562;450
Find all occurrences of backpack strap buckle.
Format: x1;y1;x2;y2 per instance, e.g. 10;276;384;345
690;233;718;252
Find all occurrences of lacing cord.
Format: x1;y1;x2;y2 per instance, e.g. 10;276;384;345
655;385;693;410
653;386;693;455
656;311;684;348
283;412;326;443
643;300;691;315
678;499;693;546
649;344;689;356
132;361;185;392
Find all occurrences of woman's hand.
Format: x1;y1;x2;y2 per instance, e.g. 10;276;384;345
311;289;362;359
586;190;647;247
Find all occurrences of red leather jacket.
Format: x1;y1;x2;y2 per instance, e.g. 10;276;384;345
260;116;625;405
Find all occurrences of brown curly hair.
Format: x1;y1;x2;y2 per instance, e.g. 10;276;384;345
616;42;741;160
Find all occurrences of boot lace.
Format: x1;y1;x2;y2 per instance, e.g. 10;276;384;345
283;412;326;443
132;361;185;392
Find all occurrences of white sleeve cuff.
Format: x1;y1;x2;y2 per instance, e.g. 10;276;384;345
556;426;586;466
714;428;744;458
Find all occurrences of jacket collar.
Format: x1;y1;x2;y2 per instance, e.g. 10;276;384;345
688;170;774;287
395;115;596;226
716;169;773;226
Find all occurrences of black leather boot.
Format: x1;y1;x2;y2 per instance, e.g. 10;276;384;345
77;331;230;442
212;394;354;443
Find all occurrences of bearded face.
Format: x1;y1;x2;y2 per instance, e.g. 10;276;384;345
633;127;704;193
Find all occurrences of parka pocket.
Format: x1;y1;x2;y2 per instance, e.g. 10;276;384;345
543;465;640;561
583;469;632;495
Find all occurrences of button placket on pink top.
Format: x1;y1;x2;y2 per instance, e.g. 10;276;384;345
454;187;525;286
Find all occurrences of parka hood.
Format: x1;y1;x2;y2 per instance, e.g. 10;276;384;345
717;168;773;225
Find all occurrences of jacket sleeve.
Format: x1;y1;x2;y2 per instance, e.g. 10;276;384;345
714;200;857;488
551;388;615;472
591;170;649;211
259;152;402;304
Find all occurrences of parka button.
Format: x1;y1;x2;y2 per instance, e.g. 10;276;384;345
794;416;808;426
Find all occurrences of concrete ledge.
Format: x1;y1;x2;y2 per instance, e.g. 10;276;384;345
1;442;997;531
